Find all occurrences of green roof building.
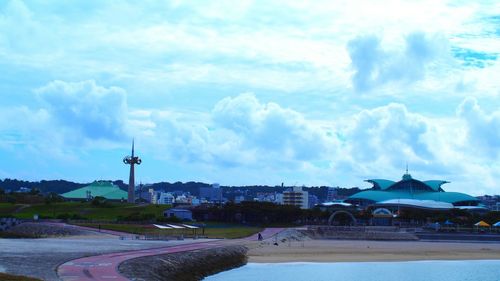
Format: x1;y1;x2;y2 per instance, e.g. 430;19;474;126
345;172;480;210
61;181;127;201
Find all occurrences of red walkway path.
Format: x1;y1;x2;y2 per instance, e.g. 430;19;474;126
57;228;283;281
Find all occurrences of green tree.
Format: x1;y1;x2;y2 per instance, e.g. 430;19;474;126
91;196;107;206
44;192;65;205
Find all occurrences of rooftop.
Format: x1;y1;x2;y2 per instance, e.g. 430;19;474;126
61;181;127;200
347;173;479;206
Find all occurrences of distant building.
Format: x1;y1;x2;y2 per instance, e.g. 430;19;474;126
234;195;245;204
275;193;284;204
175;195;189;204
308;194;319;209
255;192;276;202
283;186;309;209
346;172;482;211
191;198;201;206
138;186;155;203
61;181;127;201
164;208;193;221
477;195;500;210
147;189;158;204
199;184;223;203
18;187;32;193
157;192;175;205
326;187;338;202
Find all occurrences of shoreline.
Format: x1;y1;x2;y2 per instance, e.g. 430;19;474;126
246;239;500;263
204;258;500;281
245;258;500;263
248;257;500;263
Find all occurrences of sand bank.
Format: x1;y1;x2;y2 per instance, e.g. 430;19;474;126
247;240;500;263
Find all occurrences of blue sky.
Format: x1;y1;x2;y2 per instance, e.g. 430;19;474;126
0;0;499;195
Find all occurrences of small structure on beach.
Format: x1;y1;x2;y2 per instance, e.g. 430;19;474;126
474;220;491;233
164;208;193;221
493;221;500;233
475;221;490;227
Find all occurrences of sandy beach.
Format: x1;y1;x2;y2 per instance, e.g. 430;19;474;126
247;240;500;263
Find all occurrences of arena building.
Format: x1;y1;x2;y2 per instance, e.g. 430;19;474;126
345;172;482;211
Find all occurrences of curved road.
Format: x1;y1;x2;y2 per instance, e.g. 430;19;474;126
57;227;283;281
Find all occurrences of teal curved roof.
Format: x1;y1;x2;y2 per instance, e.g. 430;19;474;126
62;181;127;200
423;180;449;191
349;190;405;202
365;174;450;192
348;190;478;205
415;192;478;203
365;179;395;190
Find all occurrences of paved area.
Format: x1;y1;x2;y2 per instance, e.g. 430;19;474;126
57;228;284;281
58;241;222;281
416;232;500;242
245;227;284;241
0;223;283;281
0;235;213;281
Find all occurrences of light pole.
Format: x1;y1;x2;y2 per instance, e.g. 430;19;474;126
123;140;142;203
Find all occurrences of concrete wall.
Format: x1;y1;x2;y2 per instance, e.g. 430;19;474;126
303;227;418;241
119;245;248;281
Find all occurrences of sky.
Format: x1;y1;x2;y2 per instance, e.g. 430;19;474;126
0;0;499;195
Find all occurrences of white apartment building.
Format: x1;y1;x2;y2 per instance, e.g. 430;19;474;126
157;192;175;205
283;186;309;209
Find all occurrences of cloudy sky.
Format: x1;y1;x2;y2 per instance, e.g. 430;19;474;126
0;0;499;195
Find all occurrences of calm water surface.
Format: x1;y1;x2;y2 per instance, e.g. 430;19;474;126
204;260;500;281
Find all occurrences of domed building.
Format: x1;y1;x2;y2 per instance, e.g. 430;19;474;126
61;180;127;201
345;172;481;211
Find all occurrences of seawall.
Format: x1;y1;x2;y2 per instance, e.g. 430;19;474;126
118;245;248;281
303;227;418;240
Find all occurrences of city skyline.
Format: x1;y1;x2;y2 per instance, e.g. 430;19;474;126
0;0;499;195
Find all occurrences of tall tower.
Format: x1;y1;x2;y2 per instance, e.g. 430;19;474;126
123;140;141;203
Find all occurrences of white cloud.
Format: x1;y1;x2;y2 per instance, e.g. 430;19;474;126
36;80;128;141
457;97;500;159
347;32;449;91
344;103;433;168
128;93;337;173
0;1;499;192
212;93;334;162
1;86;499;194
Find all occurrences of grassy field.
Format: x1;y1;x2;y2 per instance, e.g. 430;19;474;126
0;203;25;217
1;202;263;239
203;225;263;239
76;222;263;239
0;272;42;281
0;231;39;239
0;202;168;220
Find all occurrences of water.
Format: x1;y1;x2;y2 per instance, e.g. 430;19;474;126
204;260;500;281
